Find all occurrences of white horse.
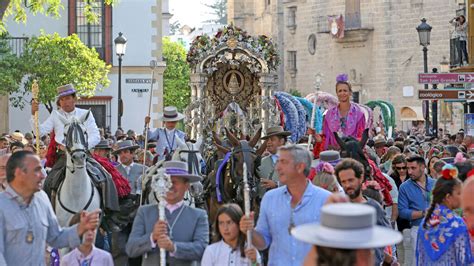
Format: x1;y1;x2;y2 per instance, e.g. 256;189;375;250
142;137;204;206
55;111;101;227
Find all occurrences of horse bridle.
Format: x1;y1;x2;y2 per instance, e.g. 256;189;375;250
229;140;256;188
178;143;201;175
64;122;89;173
58;121;94;214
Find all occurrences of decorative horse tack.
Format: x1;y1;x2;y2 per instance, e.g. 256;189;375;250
151;168;172;266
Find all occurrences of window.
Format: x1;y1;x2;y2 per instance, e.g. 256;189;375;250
345;0;361;29
288;51;297;72
68;0;113;63
287;7;297;29
308;34;316;55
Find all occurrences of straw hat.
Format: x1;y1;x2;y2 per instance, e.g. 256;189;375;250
57;84;77;98
10;132;28;145
292;203;402;249
158;106;185;122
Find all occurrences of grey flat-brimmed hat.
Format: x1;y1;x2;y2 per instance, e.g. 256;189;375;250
319;150;341;167
113;140;139;154
261;126;292;140
95;139;112;150
292;203;402;249
158;106;185;122
163;161;201;183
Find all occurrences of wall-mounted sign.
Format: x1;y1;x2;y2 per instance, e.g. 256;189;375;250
126;78;156;84
131;88;149;93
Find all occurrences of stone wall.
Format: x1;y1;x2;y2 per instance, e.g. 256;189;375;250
229;0;464;130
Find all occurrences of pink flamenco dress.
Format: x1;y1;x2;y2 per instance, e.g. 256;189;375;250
322;103;366;150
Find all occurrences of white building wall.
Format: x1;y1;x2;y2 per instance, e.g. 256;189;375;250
6;0;167;134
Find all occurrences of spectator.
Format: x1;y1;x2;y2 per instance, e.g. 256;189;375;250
416;165;471;264
61;215;114;266
201;204;260;265
398;155;435;266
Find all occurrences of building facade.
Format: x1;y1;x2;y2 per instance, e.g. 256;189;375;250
1;0;170;134
229;0;466;131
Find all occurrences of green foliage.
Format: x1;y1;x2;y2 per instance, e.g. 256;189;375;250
204;0;227;24
163;37;190;112
0;0;115;33
0;34;27;101
0;32;110;112
289;88;302;97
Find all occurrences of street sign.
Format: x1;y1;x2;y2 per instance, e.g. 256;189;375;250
418;89;474;100
418;73;474;84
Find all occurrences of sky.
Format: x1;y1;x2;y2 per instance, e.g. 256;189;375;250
169;0;216;28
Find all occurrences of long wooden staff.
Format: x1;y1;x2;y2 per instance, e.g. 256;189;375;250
31;80;40;155
140;60;157;205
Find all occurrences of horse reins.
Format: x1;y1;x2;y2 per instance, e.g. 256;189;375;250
57;179;96;215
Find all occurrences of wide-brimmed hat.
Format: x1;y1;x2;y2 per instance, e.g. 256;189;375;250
292;203;402;249
261;126;292;140
113;140;139;154
374;136;387;148
10;132;28;145
158;106;185;122
57;84;77;98
319;150;341;167
163;161;201;182
95;140;112;150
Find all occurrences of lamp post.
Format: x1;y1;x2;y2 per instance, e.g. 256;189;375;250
416;18;432;135
440;57;450;134
431;68;438;138
114;32;127;129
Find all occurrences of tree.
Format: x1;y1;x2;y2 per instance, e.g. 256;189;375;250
0;0;115;33
289;88;302;97
1;32;111;112
0;34;27;101
204;0;227;24
162;37;190;112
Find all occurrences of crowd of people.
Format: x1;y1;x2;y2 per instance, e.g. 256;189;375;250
0;80;474;266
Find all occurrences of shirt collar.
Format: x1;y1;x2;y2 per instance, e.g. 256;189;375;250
165;128;175;134
166;200;184;213
284;181;315;198
4;185;31;207
75;246;96;260
271;154;279;164
122;162;134;169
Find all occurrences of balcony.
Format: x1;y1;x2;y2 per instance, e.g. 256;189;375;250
4;37;28;57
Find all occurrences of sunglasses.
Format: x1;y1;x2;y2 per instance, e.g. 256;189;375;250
396;166;407;170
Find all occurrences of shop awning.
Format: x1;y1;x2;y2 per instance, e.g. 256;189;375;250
400;106;424;121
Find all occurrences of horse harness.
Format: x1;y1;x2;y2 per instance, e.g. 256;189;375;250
57;120;95;215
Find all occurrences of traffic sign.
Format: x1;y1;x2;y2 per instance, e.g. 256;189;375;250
418;89;474;100
418;73;474;84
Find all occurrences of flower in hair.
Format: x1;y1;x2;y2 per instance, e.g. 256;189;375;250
336;73;348;83
454;152;467;163
315;162;334;174
441;164;458;180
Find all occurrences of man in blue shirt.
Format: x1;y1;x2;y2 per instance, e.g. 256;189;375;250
240;144;330;266
398;155;435;266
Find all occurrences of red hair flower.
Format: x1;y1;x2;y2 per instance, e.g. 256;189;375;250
441;164;458;180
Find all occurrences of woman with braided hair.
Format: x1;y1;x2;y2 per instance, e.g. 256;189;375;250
416;165;472;265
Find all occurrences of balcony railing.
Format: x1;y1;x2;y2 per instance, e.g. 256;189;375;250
4;37;28;57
